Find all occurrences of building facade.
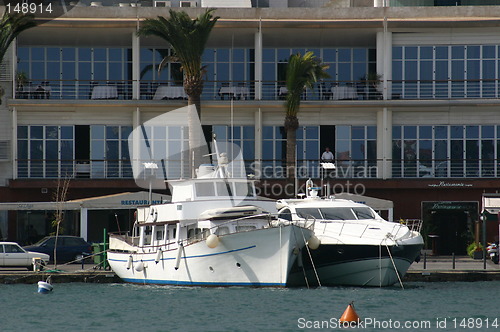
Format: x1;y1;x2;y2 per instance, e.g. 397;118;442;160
2;0;500;253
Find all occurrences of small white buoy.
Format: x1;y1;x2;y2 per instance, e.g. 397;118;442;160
135;261;144;272
126;255;133;269
155;250;162;264
307;235;321;250
206;234;219;248
37;280;53;294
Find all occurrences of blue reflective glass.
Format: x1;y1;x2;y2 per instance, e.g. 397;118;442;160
216;63;229;81
392;61;402;80
31;48;44;61
94;48;106;61
263;49;275;62
277;49;290;61
305;141;318;159
467;46;480;59
451;126;463;139
483;60;495;79
18;140;28;159
435;126;448;139
338;49;351;62
276;127;286;140
420;61;433;80
336;126;350;139
18;126;28;139
483;46;496;59
297;127;303;140
232;63;244;81
419;126;432;139
482;126;494;139
30;126;43;139
78;48;91;61
451;60;464;79
202;48;215;62
62;62;75;80
466;125;479;139
232;49;245;62
106;126;120;140
79;62;91;81
47;62;60;80
392;126;402;139
323;49;336;62
435;61;448;80
305;126;319;140
451;46;464;59
263;126;273;139
404;47;417;60
353;49;366;62
467;60;480;79
420;46;433;60
242;126;254;139
352;141;365;160
262;63;275;81
62;48;75;61
91;125;105;139
217;49;229;62
109;48;122;62
47;48;60;61
61;126;73;139
109;63;122;80
404;126;417;139
18;47;29;61
94;63;107;80
262;141;273;160
141;48;153;62
405;61;417;80
337;64;351;81
121;126;132;139
352;126;365;139
393;47;402;60
435;46;448;59
31;65;44;80
45;126;58;139
367;126;376;139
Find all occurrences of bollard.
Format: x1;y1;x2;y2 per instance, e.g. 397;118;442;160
423;252;427;270
452;252;455;270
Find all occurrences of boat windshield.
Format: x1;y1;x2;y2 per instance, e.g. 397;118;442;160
296;207;375;221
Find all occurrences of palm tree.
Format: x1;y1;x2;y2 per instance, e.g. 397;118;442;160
137;10;219;176
0;12;36;102
284;51;329;179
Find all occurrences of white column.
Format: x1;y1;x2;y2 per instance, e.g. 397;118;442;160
254;108;262;178
80;207;88;241
254;28;263;100
377;30;392;100
132;107;141;179
11;107;17;179
132;32;140;100
377;108;392;179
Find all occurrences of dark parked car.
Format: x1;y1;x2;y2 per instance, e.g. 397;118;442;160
23;236;92;263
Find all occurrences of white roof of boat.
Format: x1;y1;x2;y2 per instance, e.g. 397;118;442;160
277;193;393;210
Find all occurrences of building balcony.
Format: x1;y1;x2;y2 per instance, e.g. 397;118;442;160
12;79;500;102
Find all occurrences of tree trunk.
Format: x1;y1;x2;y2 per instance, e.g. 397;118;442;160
285;115;299;181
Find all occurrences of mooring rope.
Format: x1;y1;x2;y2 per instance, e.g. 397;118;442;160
300;228;321;288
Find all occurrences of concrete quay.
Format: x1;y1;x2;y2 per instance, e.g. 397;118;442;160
404;255;500;282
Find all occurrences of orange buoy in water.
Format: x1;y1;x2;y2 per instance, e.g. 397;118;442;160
339;302;360;325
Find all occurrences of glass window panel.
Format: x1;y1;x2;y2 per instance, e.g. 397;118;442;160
91;141;105;159
262;49;275;62
30;141;43;159
336;126;350;139
292;48;305;56
91;125;105;139
483;46;496;59
47;48;60;61
109;63;122;80
467;60;480;79
18;140;28;159
243;140;254;160
202;48;215;62
46;62;59;80
262;141;273;160
31;48;44;61
419;140;432;161
367;126;376;139
31;65;44;80
94;48;106;61
109;48;122;62
262;63;275;81
404;46;418;60
451;125;464;139
94;63;107;80
451;61;464;79
152;126;166;140
216;63;229;81
232;48;245;62
106;126;119;140
168;141;182;159
404;126;417;139
121;126;132;139
232;63;245;81
62;62;75;80
305;141;318;159
323;49;336;62
78;62;92;81
435;61;448;80
393;46;402;60
276;127;286;140
466;125;479;139
61;126;73;139
262;126;273;139
482;126;494;139
78;48;91;61
106;141;119;159
18;126;28;139
435;46;448;59
435;126;448;139
420;46;433;60
30;126;43;139
405;61;418;80
45;126;58;140
242;126;254;139
217;49;229;62
451;46;464;59
483;60;495;79
435;140;448;160
420;61;433;80
305;126;319;140
275;141;283;160
353;49;366;62
18;47;29;60
337;64;351;81
352;126;365;139
419;126;432;139
336;140;350;160
168;126;182;139
62;48;75;61
352;141;365;160
46;141;58;160
338;49;351;62
467;46;480;59
277;49;290;61
392;61;402;80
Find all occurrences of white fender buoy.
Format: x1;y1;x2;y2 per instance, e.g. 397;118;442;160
126;255;133;269
155;250;162;264
135;261;144;272
37;280;53;293
174;243;183;270
307;235;321;250
206;234;219;248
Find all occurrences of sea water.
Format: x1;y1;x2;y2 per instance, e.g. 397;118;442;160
1;281;499;332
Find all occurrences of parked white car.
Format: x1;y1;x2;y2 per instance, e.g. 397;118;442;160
0;242;50;270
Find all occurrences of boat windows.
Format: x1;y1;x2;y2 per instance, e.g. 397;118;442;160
195;182;216;197
155;226;164;241
236;225;256;232
217;226;230;235
216;181;232;196
143;226;152;245
296;208;322;220
320;208;357;221
278;208;293;221
352;207;376;219
234;182;253;197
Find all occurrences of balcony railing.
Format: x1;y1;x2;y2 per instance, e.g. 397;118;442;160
15;158;500;179
14;79;500;102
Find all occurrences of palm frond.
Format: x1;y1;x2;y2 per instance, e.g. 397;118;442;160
0;12;36;65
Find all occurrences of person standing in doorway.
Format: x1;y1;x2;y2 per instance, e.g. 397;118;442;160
321;147;334;161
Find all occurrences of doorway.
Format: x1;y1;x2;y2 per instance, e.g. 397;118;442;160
422;201;478;255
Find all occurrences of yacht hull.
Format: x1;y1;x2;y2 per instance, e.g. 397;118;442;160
289;242;423;287
108;225;311;287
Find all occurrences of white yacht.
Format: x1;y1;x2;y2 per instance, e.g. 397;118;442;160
279;187;424;287
107;162;315;287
